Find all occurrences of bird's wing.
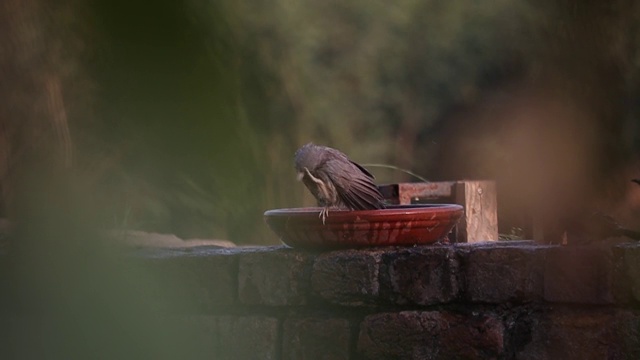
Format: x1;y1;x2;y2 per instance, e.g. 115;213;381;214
322;159;384;210
321;146;376;179
350;161;375;179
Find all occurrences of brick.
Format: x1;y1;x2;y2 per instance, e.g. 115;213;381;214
311;250;383;305
282;318;351;360
464;245;544;303
357;311;504;359
379;246;460;305
543;246;615;304
138;247;239;312
238;248;312;305
167;315;279;359
515;309;640;360
613;244;640;303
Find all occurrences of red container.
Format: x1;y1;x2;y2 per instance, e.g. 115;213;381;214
264;204;464;249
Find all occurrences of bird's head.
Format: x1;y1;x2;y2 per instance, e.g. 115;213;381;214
294;143;322;181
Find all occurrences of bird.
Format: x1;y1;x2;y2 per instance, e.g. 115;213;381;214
294;143;385;223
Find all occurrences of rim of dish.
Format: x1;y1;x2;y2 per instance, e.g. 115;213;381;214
264;204;463;217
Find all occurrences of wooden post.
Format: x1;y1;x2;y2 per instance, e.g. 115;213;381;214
452;181;498;243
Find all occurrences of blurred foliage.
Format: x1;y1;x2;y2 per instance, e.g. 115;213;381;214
2;0;640;244
87;0;285;243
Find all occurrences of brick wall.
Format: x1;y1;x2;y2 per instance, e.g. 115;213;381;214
135;241;640;359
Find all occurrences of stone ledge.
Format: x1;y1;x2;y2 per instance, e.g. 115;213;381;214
5;240;640;359
127;242;640;359
131;242;640;308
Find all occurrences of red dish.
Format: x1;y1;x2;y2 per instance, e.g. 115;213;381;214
264;204;464;249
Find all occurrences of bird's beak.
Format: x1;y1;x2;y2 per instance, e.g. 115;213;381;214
296;171;305;181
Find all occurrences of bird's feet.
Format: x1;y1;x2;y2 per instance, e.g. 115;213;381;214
319;207;329;225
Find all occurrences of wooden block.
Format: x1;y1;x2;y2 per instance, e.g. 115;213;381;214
453;181;498;242
378;182;454;205
397;182;455;204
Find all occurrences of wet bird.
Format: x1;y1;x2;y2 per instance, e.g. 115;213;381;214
294;143;385;223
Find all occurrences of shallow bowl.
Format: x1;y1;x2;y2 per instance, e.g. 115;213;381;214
264;204;464;249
